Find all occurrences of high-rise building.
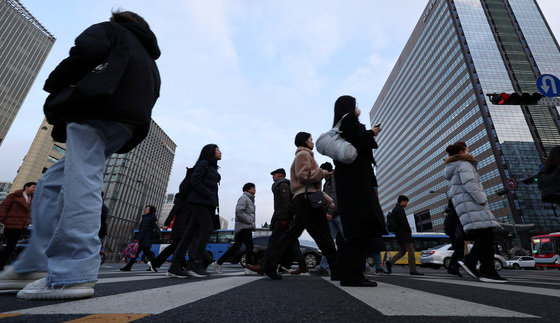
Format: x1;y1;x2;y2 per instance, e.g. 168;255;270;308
0;0;55;146
369;0;560;243
10;118;176;260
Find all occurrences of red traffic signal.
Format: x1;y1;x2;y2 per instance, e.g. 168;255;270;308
488;92;543;105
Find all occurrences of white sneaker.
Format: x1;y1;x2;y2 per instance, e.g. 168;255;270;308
0;266;48;291
16;277;95;300
213;262;223;274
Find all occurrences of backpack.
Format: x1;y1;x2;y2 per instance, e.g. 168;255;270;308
386;212;396;233
123;241;139;259
175;167;195;202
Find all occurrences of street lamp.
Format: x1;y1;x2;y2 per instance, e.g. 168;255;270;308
429;189;448;198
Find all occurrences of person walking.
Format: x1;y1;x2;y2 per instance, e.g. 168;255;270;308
0;10;160;300
264;168;307;275
538;145;560;208
120;206;158;272
386;195;423;275
331;95;387;287
213;183;257;274
0;182;36;270
444;141;506;283
247;132;340;281
168;144;221;278
444;200;464;277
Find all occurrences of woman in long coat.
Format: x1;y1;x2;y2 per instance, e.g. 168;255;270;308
444;141;506;283
333;95;387;287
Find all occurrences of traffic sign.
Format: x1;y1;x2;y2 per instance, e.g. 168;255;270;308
506;177;517;190
537;74;560;97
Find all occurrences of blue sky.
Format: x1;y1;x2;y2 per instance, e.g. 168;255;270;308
2;0;560;230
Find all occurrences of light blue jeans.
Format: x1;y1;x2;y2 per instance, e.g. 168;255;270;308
14;121;130;287
319;216;344;271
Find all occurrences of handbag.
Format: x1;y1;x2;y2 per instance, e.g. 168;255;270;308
304;170;327;208
123;241;139;259
316;113;358;164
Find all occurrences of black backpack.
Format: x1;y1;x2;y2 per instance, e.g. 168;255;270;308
175;167;195;202
386;212;396;233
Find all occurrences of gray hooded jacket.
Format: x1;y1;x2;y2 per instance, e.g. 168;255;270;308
443;154;502;233
234;191;256;233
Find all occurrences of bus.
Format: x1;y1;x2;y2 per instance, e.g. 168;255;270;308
381;232;450;265
531;232;560;268
128;229;236;263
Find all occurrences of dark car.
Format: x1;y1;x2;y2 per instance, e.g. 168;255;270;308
224;235;322;269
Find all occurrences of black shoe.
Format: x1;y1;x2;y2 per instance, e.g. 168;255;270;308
447;267;462;277
376;269;389;275
479;273;508;283
386;261;392;274
340;279;378;287
167;265;189;278
263;267;282;280
410;271;424;276
458;260;479;280
120;267;131;271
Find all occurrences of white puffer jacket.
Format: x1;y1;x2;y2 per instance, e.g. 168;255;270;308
234;191;256;233
443;154;502;233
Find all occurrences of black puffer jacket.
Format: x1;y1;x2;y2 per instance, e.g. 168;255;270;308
186;160;221;208
43;21;161;153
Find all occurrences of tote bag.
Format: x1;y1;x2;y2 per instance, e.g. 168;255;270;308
316;113;357;164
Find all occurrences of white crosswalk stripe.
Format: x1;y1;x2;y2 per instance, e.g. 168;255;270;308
324;278;539;318
8;276;264;315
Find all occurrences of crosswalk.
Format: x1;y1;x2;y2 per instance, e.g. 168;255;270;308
1;266;558;322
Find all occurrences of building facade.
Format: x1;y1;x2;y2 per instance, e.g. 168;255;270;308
369;0;560;244
0;0;54;146
10;118;176;260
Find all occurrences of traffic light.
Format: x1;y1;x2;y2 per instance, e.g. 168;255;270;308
488;92;543;105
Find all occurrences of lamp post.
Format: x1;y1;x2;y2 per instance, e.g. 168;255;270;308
136;180;148;223
496;189;522;250
429;189;448;199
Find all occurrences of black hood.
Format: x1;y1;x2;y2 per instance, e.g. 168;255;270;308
120;21;161;59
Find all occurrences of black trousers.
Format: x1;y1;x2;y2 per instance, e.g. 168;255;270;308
0;229;24;270
268;219;306;268
124;245;155;269
172;203;214;266
342;237;372;282
464;228;496;276
217;228;254;265
263;194;338;272
449;236;465;271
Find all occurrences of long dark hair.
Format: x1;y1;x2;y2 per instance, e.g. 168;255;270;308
543;146;560;173
333;95;356;127
195;144;219;167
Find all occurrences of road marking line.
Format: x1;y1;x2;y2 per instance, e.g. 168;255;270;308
97;275;169;284
7;276;264;315
416;277;560;298
64;314;149;322
0;314;21;319
324;278;538;317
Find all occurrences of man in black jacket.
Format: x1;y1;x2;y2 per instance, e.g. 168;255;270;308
0;11;160;300
387;195;423;275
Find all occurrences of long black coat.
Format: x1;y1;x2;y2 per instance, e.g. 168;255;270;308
136;211;157;249
334;114;387;239
392;204;412;244
43;21;161;153
186;160;221;208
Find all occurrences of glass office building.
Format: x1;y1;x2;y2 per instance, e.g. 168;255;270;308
370;0;560;239
0;0;55;146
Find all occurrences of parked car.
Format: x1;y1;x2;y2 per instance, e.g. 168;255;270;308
227;236;322;269
420;243;506;271
505;256;536;269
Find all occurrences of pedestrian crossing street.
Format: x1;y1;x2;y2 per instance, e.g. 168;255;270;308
1;266;559;322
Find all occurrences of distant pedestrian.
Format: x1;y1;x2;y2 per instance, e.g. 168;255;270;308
0;10;160;300
99;192;108;241
120;206;158;272
314;162;345;276
367;238;389;275
386;195;423;275
247;132;340;281
331;95;387;287
265;168;307;275
0;182;36;270
214;183;257;274
444;141;506;283
443;200;464;277
168;144;221;278
538;145;560;208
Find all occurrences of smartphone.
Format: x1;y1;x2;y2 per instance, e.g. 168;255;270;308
374;123;381;128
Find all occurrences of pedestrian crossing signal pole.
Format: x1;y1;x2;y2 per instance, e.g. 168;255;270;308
488;92;543;105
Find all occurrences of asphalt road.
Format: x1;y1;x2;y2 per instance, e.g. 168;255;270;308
0;262;559;322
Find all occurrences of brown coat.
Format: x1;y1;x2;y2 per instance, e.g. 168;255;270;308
0;190;32;230
290;147;327;198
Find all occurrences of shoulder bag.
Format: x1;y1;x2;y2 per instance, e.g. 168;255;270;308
316;113;358;164
304;170;327;208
